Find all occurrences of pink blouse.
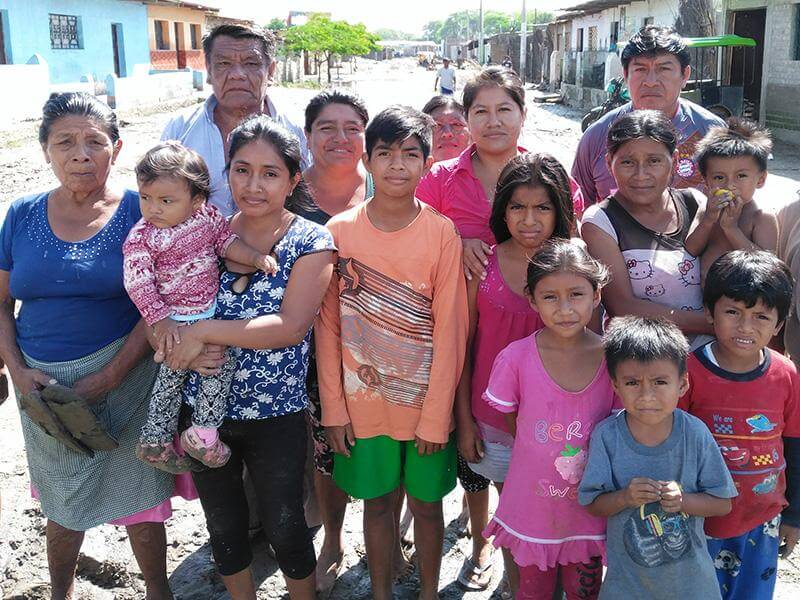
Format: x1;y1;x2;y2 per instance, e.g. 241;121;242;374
471;251;543;434
416;144;585;245
482;332;616;569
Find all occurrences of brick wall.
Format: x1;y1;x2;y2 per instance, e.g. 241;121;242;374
762;3;800;138
150;50;177;70
150;49;205;71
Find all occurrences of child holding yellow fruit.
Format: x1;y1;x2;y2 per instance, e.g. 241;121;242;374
685;119;777;281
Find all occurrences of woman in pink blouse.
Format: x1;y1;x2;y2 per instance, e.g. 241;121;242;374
416;67;584;280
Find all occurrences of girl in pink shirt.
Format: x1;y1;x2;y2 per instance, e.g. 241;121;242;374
454;153;577;592
124;142;276;472
482;239;617;600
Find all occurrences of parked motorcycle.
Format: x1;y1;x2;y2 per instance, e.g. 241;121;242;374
581;77;631;132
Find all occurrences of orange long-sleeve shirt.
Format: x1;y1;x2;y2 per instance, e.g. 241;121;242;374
315;202;468;444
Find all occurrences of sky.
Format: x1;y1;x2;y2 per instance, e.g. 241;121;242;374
206;1;575;37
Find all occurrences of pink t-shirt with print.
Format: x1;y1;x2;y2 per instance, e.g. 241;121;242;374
482;331;617;570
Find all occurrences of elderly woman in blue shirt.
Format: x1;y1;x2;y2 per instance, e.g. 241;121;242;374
0;93;216;600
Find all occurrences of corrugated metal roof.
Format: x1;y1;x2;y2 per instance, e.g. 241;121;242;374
560;0;634;15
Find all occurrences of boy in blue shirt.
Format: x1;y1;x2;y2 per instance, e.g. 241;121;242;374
579;316;737;599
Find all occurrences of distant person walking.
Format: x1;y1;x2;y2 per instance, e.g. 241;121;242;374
434;58;456;96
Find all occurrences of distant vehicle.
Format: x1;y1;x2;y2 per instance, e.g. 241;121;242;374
581;77;630;132
681;35;758;119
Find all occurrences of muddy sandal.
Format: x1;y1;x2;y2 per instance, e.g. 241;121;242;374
19;389;93;456
41;384;118;452
457;555;494;591
135;441;203;474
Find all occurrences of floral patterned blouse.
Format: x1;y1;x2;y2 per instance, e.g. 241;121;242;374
185;215;335;420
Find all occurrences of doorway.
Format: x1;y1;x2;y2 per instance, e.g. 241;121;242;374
0;11;7;65
174;22;186;69
731;8;766;118
111;23;125;77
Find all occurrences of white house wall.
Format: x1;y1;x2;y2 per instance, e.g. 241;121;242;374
569;0;682;50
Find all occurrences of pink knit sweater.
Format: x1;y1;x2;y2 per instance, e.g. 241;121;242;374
123;204;235;325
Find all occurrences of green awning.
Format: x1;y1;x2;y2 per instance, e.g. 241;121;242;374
685;35;757;48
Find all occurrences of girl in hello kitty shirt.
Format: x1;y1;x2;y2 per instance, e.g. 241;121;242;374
482;240;619;600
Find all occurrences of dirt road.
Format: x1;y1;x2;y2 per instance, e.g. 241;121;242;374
1;58;799;599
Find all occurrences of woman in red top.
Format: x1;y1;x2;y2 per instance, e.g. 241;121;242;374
416;67;584;281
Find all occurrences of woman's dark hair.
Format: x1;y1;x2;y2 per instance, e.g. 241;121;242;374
365;105;434;160
704;250;794;323
39;92;120;145
421;95;465;118
606;110;678;156
621;25;690;72
695;118;773;175
490;153;575;243
203;24;276;65
226;114;312;213
462;66;525;116
304;89;369;132
136;141;211;201
603;316;689;378
525;238;610;298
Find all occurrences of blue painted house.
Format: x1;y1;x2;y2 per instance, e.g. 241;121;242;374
0;0;150;83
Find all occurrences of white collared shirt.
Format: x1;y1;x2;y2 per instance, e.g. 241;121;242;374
161;94;310;217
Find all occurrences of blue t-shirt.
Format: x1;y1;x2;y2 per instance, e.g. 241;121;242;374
0;190;142;361
578;409;737;600
185;215;335;420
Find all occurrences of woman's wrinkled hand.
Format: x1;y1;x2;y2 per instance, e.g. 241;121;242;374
72;370;117;403
163;324;205;371
462;238;492;281
9;367;56;397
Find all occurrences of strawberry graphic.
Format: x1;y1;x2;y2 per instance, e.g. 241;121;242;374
554;444;587;484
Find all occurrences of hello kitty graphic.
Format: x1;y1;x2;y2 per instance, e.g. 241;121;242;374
645;284;666;298
627;259;653;280
678;258;700;287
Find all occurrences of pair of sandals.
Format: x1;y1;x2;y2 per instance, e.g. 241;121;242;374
18;384;118;457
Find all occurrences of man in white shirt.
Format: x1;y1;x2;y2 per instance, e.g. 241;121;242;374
434;58;456;96
161;24;309;217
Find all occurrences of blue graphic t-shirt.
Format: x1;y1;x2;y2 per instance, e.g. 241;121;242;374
185;215;335;420
578;410;737;599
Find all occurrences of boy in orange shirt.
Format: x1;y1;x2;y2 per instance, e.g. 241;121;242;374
316;105;468;600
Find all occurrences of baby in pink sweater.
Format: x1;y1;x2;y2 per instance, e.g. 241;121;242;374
124;142;276;473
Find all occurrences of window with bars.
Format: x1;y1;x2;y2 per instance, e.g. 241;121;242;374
155;20;169;50
49;13;81;49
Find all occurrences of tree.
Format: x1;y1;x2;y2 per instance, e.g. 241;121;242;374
423;20;443;42
375;28;415;41
423;9;557;43
283;16;378;83
266;17;287;31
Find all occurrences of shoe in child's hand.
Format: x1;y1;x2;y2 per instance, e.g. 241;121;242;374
659;480;683;513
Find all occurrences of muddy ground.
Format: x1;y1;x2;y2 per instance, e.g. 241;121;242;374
1;58;799;599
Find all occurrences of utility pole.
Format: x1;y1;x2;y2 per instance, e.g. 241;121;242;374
519;0;527;82
479;0;485;64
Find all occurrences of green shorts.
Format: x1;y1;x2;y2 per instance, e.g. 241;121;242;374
333;434;456;503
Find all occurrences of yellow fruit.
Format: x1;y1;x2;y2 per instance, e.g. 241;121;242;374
714;188;733;197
